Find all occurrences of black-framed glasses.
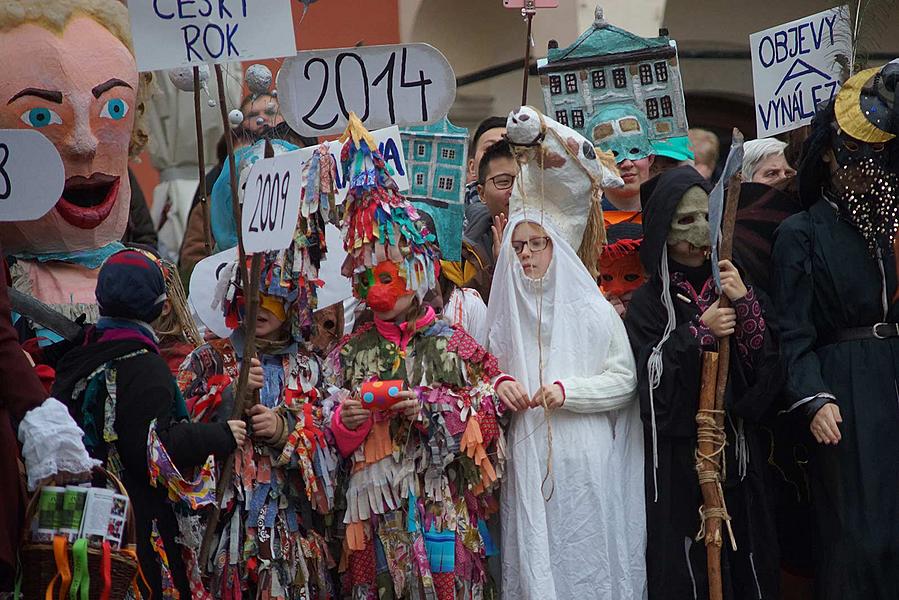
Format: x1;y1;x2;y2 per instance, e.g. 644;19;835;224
512;236;551;255
485;173;515;190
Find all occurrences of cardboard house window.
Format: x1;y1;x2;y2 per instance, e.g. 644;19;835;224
639;64;653;85
655;62;669;83
572;109;585;129
438;176;454;191
591;70;606;89
416;143;427;157
416;173;425;186
645;98;660;120
555;110;569;126
549;75;562;95
612;68;627;89
441;147;456;160
660;96;673;118
564;73;578;94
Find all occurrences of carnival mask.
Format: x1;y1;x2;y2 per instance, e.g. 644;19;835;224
0;15;138;254
362;260;411;313
599;243;644;298
667;186;711;250
589;104;655;164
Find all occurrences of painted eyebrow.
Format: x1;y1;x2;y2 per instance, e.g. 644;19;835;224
8;88;63;104
92;78;132;98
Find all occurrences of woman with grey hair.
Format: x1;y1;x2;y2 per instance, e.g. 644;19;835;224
742;138;796;186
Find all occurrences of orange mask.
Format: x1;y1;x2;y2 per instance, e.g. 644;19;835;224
599;240;645;298
366;261;412;313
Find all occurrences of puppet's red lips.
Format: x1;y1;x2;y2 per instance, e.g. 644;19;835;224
56;174;120;229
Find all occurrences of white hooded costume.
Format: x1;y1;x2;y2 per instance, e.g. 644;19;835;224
487;210;647;599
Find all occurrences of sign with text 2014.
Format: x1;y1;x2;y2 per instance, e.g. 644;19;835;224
750;6;852;137
128;0;297;72
277;44;456;137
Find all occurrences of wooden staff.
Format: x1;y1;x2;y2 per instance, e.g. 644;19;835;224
520;1;536;105
198;66;265;568
192;66;212;252
695;166;743;600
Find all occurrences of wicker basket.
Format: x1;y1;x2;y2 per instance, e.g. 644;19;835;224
17;468;140;600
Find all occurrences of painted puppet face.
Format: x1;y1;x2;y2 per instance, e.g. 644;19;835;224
0;17;137;253
667;186;711;266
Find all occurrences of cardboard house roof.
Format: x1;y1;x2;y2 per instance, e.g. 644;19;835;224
541;7;673;72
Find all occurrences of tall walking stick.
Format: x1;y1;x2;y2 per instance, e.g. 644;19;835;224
695;161;743;600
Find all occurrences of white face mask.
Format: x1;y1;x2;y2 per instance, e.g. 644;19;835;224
667;186;711;249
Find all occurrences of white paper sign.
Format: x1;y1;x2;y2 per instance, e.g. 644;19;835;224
277;44;456;137
128;0;297;72
750;6;852;136
189;246;237;339
0;129;64;222
241;150;304;253
296;126;409;205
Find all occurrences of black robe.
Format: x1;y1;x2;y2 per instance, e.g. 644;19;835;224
771;198;899;599
626;166;781;600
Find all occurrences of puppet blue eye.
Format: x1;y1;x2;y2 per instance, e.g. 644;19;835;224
20;107;61;128
100;99;129;120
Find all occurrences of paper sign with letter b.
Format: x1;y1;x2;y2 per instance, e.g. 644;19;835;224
750;6;851;137
241;151;303;253
0;129;65;222
128;0;297;71
278;44;456;137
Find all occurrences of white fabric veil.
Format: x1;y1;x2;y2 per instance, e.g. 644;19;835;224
486;210;613;392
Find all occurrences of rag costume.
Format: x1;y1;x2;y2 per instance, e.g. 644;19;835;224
181;137;339;598
626;166;781;600
328;115;505;600
771;60;899;599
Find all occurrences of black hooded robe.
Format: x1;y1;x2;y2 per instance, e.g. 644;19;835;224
625;167;781;600
771;198;899;599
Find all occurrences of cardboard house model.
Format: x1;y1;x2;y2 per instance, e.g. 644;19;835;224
537;6;688;143
401;117;469;261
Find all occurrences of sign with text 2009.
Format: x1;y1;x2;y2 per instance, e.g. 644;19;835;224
241;150;303;253
129;0;297;72
750;6;851;137
277;44;456;137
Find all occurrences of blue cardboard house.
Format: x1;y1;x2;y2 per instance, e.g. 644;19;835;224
537;5;688;143
401;117;469;261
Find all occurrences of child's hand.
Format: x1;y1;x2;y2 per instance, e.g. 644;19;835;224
247;404;280;441
530;383;564;409
390;391;421;420
248;357;264;391
496;379;529;412
340;396;372;431
700;300;737;338
228;420;247;447
718;260;748;301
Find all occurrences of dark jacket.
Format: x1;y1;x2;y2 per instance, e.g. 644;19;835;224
123;170;158;249
0;250;46;591
52;332;235;598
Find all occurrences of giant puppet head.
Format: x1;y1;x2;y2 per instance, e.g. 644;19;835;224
0;0;151;254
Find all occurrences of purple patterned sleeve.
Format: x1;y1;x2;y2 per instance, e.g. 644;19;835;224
689;314;717;349
733;287;767;367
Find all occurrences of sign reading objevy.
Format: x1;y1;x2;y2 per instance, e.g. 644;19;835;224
128;0;297;72
277;44;456;137
750;6;852;137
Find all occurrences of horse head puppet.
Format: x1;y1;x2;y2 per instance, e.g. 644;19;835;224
505;106;623;276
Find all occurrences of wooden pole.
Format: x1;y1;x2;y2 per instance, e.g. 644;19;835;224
696;139;744;599
192;67;212;253
520;3;535;106
198;66;265;569
695;352;722;600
